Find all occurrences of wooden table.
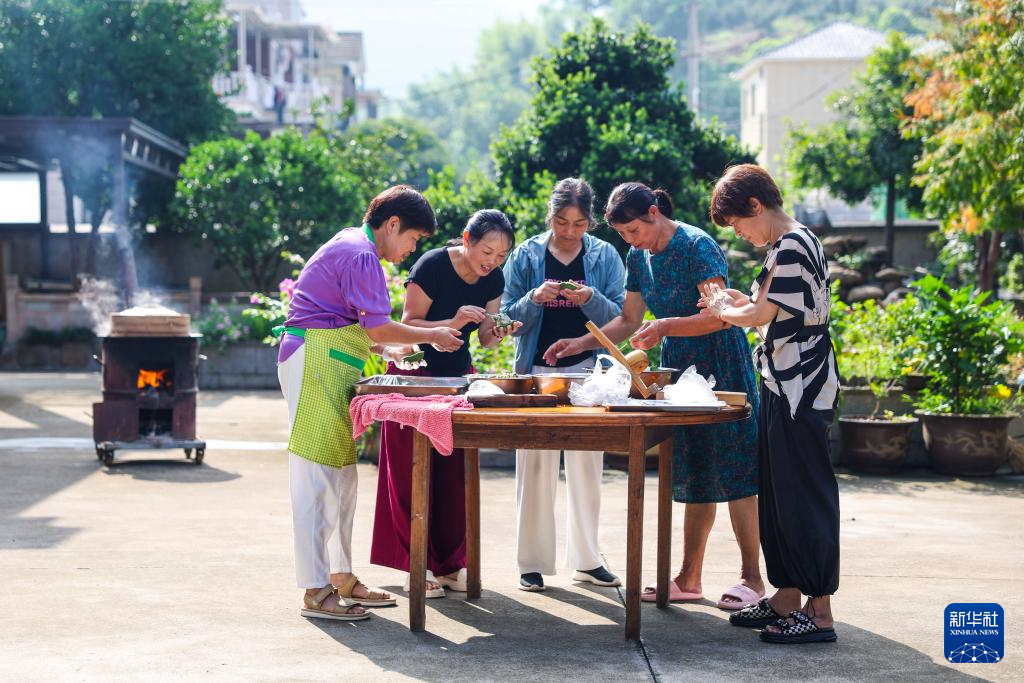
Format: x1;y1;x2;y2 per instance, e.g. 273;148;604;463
407;404;751;641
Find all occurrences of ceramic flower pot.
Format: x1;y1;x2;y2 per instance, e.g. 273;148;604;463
839;416;918;474
916;412;1014;476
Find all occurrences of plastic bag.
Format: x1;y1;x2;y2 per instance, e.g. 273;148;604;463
569;355;632;406
466;380;505;397
662;365;719;405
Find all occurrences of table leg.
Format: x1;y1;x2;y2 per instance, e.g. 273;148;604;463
409;430;432;631
625;426;645;641
656;435;673;608
464;447;481;599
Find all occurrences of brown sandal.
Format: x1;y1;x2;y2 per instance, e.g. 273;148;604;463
336;575;397;607
300;586;370;621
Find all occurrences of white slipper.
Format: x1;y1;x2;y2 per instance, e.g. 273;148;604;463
436;568;469;592
404;569;445;599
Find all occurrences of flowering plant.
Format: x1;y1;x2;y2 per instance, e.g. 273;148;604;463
197;299;261;350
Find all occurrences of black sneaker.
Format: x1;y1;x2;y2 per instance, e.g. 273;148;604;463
572;566;621;587
519;572;545;591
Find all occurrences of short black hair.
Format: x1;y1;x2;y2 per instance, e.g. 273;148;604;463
363;185;436;233
710;164;783;227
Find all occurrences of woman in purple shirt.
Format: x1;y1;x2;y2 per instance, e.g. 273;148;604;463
277;185;462;623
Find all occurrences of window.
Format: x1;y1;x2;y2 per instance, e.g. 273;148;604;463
0;172;42;224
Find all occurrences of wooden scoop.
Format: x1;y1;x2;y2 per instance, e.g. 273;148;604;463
584;321;659;399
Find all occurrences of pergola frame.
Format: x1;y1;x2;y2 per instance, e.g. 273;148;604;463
0;117;187;291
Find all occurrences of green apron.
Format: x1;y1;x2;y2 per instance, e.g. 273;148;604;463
282;325;372;468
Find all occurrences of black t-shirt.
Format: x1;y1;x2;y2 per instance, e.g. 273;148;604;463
406;247;505;377
533;246;591;367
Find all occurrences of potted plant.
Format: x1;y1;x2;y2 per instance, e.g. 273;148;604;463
836;298;919;473
910;276;1024;476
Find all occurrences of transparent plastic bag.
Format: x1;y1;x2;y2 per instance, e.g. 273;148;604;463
662;365;719;405
569;355;632;406
466;380;505;397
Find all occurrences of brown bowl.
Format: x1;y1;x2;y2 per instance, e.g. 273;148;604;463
630;368;677;398
531;373;590;404
465;374;534;394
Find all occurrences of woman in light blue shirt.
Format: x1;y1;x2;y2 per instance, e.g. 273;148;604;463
501;177;626;592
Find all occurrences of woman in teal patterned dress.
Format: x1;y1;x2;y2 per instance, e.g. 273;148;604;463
546;183;763;610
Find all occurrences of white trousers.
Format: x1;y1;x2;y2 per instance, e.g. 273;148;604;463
279;344;358;588
516;361;604;575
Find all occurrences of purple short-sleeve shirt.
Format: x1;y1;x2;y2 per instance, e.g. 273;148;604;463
278;227;391;363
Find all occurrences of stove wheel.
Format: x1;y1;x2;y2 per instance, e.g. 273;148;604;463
185;448;204;465
97;448;114;466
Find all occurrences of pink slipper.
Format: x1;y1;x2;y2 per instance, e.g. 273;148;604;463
640;581;704;603
715;583;763;611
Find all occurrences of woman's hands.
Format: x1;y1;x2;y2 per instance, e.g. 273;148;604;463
530;281;562;305
381;344;428;370
490;320;523;340
629;319;665;351
452;305;487;329
560;283;594;306
531;281;594;306
429;327;463;352
542;337;586;366
699;282;739;318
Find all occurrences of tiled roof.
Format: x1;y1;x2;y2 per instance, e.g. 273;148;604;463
736;22;885;79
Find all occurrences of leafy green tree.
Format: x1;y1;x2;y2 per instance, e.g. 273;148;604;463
171;129;362;292
0;0;233;285
492;19;752;247
906;0;1024;292
787;32;923;265
567;1;939;134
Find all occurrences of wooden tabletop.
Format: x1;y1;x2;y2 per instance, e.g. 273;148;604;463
452;404;751;427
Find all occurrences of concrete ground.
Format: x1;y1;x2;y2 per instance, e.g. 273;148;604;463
0;372;1021;682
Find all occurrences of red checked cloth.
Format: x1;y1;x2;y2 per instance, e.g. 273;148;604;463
350;393;473;455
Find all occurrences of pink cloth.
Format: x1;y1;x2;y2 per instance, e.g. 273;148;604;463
350;393;473;455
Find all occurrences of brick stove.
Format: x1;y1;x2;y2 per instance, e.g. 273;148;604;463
92;307;206;465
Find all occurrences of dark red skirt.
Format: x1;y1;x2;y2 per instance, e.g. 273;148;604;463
369;363;467;576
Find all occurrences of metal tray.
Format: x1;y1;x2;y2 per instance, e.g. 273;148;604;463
604;399;727;413
354;375;468;397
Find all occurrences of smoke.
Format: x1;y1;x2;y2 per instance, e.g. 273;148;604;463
77;277;122;337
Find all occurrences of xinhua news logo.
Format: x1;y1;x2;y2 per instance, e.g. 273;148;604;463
945;603;1003;664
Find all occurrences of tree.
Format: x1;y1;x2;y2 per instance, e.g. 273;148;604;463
567;0;940;135
905;0;1024;292
492;19;752;247
787;32;924;266
0;0;233;285
171;129;362;292
337;117;449;193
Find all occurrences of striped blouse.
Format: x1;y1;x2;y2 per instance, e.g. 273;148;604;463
750;227;839;416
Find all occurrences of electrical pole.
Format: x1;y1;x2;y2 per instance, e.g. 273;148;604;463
688;0;700;116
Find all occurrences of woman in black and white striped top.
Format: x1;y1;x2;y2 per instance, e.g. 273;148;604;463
700;164;840;645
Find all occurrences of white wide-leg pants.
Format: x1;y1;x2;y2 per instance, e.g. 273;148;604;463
516;361;604;575
279;344;358;589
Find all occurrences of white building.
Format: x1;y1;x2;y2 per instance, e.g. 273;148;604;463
214;1;381;131
735;22;885;177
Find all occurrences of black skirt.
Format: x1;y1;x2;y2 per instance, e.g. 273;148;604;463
758;384;840;597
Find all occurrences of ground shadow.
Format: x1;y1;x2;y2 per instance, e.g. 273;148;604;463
311;588;651;682
102;458;241;483
837;469;1024;499
638;603;987;682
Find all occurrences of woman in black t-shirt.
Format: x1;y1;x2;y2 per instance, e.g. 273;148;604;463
370;210;520;597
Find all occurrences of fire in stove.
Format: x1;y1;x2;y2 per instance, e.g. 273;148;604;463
137;368;173;392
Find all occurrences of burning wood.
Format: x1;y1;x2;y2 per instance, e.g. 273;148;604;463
137;368;171;391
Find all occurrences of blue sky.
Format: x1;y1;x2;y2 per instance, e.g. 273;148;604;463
303;0;549;98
